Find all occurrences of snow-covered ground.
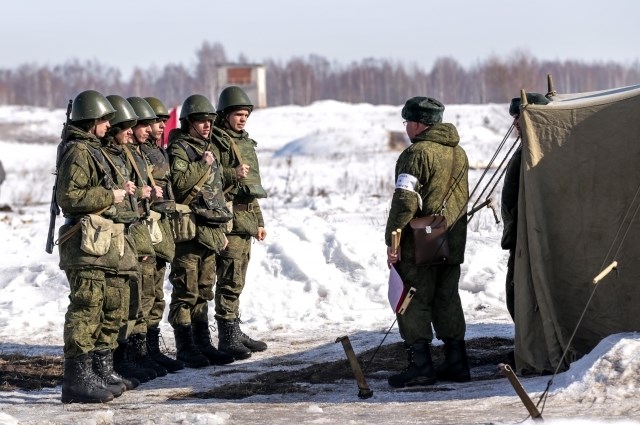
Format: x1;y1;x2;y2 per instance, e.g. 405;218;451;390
0;101;638;424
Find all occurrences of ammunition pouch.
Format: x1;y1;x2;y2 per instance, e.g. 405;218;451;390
170;203;196;243
144;210;163;245
191;191;232;225
80;214;115;256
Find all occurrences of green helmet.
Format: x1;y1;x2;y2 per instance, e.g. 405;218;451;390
144;96;170;119
217;86;254;114
126;96;157;121
180;94;216;120
71;90;116;122
106;95;138;128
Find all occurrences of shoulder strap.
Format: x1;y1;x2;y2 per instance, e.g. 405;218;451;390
123;145;155;186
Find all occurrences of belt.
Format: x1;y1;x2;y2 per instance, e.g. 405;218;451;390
233;203;255;212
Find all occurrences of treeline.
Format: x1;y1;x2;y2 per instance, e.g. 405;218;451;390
1;42;639;108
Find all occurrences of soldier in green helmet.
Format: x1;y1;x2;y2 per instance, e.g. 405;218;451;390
56;90;133;403
136;96;184;373
385;96;470;388
111;96;170;379
211;86;268;360
166;94;234;368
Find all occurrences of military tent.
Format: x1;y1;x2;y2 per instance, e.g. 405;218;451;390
513;83;640;374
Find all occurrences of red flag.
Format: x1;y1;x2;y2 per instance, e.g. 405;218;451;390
162;106;178;148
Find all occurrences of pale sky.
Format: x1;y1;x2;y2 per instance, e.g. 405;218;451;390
3;0;639;78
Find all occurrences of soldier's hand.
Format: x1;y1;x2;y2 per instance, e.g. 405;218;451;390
387;245;400;267
141;184;152;199
235;163;250;179
256;227;267;241
202;151;215;165
123;180;136;195
152;185;163;200
222;234;229;250
112;189;126;204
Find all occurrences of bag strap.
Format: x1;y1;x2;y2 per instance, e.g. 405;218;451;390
173;140;212;205
54;206;110;247
123;145;156;186
437;148;459;213
223;134;244;195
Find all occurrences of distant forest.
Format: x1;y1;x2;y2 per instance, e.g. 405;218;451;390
1;41;639;108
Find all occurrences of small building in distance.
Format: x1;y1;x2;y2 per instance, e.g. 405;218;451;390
216;63;267;108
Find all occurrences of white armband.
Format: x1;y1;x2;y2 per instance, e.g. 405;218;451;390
396;173;418;192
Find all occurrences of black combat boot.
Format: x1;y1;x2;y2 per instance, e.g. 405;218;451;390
192;321;235;365
113;340;156;383
146;326;185;373
129;333;168;377
388;340;437;388
93;349;139;391
217;319;252;360
61;354;114;404
173;324;209;368
234;317;267;352
435;339;471;383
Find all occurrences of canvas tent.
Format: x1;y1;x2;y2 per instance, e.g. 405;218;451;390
514;83;640;374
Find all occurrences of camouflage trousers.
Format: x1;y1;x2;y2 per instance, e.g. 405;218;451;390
396;263;466;344
128;256;157;335
146;258;168;329
215;234;251;321
99;274;129;350
168;241;216;326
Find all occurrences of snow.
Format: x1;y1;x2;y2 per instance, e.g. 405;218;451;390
0;101;639;424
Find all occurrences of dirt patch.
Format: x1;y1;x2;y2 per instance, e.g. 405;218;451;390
173;337;514;400
0;354;63;391
0;337;514;397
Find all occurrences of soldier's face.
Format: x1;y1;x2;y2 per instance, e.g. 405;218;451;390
512;114;522;137
133;123;151;143
227;110;249;132
115;127;133;145
94;119;110;138
189;119;211;139
150;119;166;141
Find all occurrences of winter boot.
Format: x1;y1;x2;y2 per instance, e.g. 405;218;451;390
234;318;267;352
129;333;168;377
192;321;235;365
113;340;156;383
435;339;471;383
217;319;252;360
93;349;138;392
146;326;185;373
388;340;437;388
173;324;209;368
61;354;114;404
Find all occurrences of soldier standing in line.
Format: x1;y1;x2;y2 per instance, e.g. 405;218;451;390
385;97;470;388
118;96;169;379
167;94;234;368
138;96;184;372
56;90;132;403
212;86;268;360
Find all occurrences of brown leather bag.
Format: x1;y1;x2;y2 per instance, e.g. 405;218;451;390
409;215;450;266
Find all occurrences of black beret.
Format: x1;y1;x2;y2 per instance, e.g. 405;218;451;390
509;92;549;116
402;97;445;125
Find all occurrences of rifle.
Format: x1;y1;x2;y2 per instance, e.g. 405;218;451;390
45;100;72;254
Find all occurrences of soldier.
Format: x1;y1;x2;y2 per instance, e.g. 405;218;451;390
101;95;158;385
56;90;132;403
501;92;549;321
137;96;184;373
167;94;234;368
118;96;169;379
385;97;470;388
212;86;268;360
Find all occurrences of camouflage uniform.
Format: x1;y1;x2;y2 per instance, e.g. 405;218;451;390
167;129;227;326
211;126;265;321
385;123;469;344
139;138;176;328
57;125;138;358
500;145;521;321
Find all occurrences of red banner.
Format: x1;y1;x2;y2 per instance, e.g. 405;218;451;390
162;106;178;148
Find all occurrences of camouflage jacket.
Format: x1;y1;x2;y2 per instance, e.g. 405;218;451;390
211;126;265;236
501;145;521;250
385;123;469;264
167;128;226;252
56;126;124;272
